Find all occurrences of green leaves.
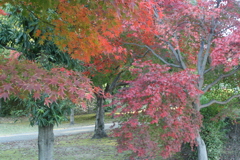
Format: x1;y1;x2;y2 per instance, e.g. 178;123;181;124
0;56;93;126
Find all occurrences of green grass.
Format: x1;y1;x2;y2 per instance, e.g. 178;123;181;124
0;132;129;160
0;113;127;160
0;113;116;136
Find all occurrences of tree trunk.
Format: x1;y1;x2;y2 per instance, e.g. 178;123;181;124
70;108;74;125
111;98;115;119
196;133;208;160
92;96;108;139
0;99;2;116
193;97;208;160
38;124;54;160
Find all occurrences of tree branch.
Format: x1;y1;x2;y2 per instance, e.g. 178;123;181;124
124;42;181;68
144;45;182;68
204;67;213;74
200;94;240;109
155;35;179;60
201;18;219;74
216;0;222;8
215;25;234;35
197;40;204;73
134;49;149;58
173;33;187;69
106;71;124;93
116;82;129;87
20;2;56;27
1;45;18;51
202;65;240;93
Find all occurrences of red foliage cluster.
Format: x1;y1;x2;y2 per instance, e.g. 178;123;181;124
0;9;8;15
211;29;240;71
112;60;203;159
0;56;93;107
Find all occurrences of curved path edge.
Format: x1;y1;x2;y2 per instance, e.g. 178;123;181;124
0;123;117;143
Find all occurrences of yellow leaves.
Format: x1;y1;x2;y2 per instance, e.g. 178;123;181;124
38;40;44;45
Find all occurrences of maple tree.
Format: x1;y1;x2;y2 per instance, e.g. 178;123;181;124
111;0;240;160
84;52;130;139
0;51;93;159
0;5;95;159
0;0;143;62
0;1;131;140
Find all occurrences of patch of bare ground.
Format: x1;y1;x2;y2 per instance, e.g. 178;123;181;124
220;122;240;160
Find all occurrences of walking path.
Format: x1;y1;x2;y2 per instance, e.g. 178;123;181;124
0;123;116;143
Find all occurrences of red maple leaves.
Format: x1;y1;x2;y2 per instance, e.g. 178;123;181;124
112;60;203;158
0;56;93;107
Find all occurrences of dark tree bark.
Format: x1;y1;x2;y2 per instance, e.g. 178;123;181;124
92;95;108;139
92;71;128;139
69;108;74;125
111;98;115;119
38;124;54;160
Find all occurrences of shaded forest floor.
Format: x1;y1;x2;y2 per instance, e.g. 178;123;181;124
220;122;240;160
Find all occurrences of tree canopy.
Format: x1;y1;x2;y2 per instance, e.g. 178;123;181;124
0;0;240;160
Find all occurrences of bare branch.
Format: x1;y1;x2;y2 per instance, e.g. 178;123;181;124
204;67;213;74
134;49;149;58
144;45;182;68
202;65;240;92
200;94;240;109
155;35;180;62
173;32;187;69
215;25;234;35
201;19;219;74
124;42;181;68
197;40;205;73
106;70;126;93
116;82;129;87
1;45;18;51
216;0;222;8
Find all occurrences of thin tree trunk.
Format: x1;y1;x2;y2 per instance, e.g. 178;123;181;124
111;98;115;119
193;97;208;160
70;108;74;125
196;133;208;160
0;99;2;116
38;124;54;160
92;95;108;139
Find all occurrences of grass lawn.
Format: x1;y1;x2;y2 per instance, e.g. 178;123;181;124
0;113;130;160
2;113;237;159
0;113;116;136
0;132;130;160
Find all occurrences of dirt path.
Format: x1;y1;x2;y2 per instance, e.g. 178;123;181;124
0;123;117;143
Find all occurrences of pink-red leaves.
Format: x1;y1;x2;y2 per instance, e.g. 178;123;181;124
211;29;240;70
0;9;8;16
0;92;9;100
0;56;93;107
113;60;202;159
